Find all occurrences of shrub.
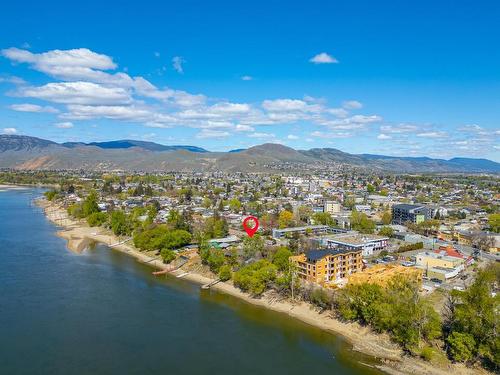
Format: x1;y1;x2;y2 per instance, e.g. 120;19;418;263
447;332;476;363
233;260;277;296
160;248;176;264
86;212;108;227
218;265;232;281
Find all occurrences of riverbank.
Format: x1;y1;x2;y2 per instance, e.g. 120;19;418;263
37;198;484;375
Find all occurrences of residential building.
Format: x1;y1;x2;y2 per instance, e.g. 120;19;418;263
272;225;343;239
290;248;363;286
321;233;388;257
324;201;341;214
391;204;430;225
348;264;423;287
415;251;465;281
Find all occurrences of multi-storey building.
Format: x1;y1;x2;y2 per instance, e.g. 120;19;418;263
272;225;346;239
290;248;363;286
391;204;430;225
324;200;341;214
321;233;388;257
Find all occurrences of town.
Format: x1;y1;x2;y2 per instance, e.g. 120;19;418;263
1;169;498;370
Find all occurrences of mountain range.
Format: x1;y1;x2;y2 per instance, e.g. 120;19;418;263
0;135;498;173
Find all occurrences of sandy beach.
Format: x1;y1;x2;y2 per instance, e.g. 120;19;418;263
36;198;484;375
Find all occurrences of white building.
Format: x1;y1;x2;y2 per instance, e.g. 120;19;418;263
322;233;388;257
324;201;341;214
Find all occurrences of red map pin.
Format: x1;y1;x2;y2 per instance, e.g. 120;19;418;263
242;216;259;238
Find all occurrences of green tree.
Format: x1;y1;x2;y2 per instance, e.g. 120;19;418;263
488;213;500;233
312;212;334;226
218;264;232;281
44;190;58;201
381;210;392;225
207;248;225;273
233;260;277;296
160;248;176;263
350;211;375;234
446;264;499;367
378;226;394;237
447;332;476;363
203;216;229;238
82;190;100;217
86;212;108;227
272;246;292;272
278;210;294;228
242;234;265;260
110;210;132;236
228;198;242;213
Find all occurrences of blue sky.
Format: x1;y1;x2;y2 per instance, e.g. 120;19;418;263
0;0;499;160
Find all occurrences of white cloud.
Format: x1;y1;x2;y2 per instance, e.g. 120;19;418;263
318;115;382;130
241;75;253;81
1;47;393;144
309;52;338;64
2;127;17;134
377;133;392;140
16;81;131;105
287;134;299;140
154;52;160;58
380;124;419;134
172;56;184;74
327;108;349;118
235;124;254;132
342;100;363;110
1;47;116;71
262;98;321;113
416;131;448;138
0;76;26;85
54;122;74;129
310;130;352;139
196;129;230;139
62;104;175;125
248;132;275;138
210;102;251;114
9;103;59;113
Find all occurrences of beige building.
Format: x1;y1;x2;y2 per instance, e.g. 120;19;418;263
324;201;341;215
290;249;363;287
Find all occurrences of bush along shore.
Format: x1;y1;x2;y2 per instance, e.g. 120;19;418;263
38;191;497;375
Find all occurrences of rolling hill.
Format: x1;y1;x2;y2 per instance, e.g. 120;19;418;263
0;135;498;173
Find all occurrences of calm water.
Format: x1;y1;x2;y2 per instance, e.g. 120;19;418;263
0;189;382;375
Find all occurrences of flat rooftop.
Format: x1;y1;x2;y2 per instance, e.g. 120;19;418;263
325;234;388;246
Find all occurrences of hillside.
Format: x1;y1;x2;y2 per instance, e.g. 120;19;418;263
0;135;498;173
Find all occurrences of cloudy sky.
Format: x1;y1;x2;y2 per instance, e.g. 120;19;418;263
0;1;499;160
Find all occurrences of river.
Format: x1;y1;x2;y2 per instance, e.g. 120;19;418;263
0;189;383;374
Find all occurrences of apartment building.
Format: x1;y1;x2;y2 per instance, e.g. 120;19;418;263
321;233;388;257
391;204;430;225
272;225;345;239
290;248;363;286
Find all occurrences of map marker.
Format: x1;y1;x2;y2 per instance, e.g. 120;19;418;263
242;216;259;238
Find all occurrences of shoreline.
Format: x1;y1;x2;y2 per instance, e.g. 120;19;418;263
36;197;483;375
